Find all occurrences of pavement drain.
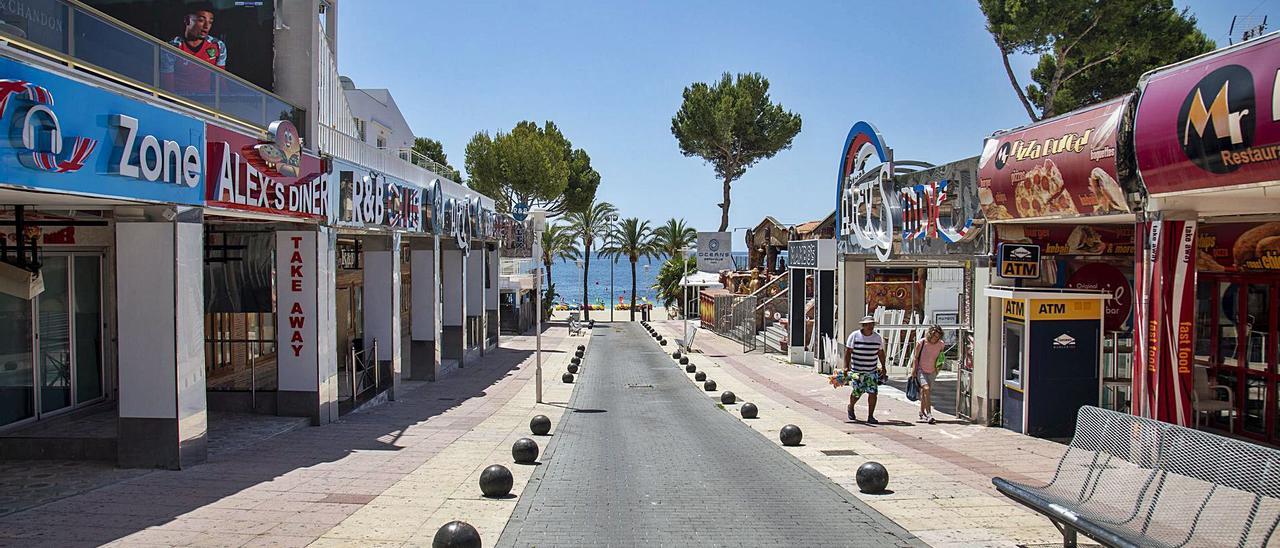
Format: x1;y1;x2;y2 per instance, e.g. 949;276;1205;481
819;449;860;456
319;493;378;505
625;384;655;389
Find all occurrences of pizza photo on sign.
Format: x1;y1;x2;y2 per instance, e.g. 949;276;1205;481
1013;159;1079;218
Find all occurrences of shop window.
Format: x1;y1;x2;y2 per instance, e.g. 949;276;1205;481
1220;283;1242;367
205;312;277;391
1195;280;1214;363
1246;284;1270;371
203;230;277;392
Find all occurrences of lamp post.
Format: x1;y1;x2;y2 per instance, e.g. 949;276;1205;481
680;246;692;348
529;209;547;403
607;214;618;322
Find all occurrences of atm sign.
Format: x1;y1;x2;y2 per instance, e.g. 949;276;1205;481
999;243;1041;279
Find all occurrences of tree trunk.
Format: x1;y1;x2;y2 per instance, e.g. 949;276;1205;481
719;175;732;232
630;258;638;322
545;260;553;290
999;44;1040;121
582;244;591;320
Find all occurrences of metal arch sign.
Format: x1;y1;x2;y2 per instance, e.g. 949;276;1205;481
836;121;896;261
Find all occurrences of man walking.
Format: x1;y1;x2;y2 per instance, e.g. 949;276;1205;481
843;315;886;424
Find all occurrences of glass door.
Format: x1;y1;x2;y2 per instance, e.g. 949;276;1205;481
38;256;72;414
1201;275;1280;443
0;291;34;428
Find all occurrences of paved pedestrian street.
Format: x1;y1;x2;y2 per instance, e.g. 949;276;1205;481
499;323;920;548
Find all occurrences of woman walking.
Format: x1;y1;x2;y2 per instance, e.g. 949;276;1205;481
911;326;946;424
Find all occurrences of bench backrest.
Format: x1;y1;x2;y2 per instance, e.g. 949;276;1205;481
1070;406;1280;500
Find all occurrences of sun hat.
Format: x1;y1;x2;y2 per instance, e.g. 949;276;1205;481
860;315;876;324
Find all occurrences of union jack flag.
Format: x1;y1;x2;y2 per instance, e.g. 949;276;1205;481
0;79;96;174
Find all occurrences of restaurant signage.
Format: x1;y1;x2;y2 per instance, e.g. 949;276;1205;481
206;123;327;219
696;232;734;273
1196;222;1280;272
995;224;1135;257
335;159;423;231
978;96;1132;221
0;56;204;205
1134;34;1280;195
1065;263;1132;331
786;239;835;270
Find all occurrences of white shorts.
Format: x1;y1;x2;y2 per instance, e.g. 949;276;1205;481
916;370;937;387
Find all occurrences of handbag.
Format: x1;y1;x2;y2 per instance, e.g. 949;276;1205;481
905;375;921;402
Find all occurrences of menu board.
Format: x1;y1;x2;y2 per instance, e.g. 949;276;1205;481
1198;222;1280;272
978;97;1131;221
996;225;1135;257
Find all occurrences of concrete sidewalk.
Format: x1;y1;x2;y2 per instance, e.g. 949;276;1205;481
0;323;587;548
657;321;1083;548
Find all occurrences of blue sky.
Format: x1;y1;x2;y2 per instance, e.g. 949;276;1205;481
338;0;1273;239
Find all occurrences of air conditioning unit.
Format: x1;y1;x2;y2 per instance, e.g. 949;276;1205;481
0;260;44;300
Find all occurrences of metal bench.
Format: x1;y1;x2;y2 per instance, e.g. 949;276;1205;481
994;406;1280;548
568;312;583;337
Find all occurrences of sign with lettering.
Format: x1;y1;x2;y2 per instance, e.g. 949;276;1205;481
1028;298;1102;321
979;96;1132;221
786;239;835;270
996;224;1135;257
696;231;733;272
0;56;204;205
1135;34;1280;195
205;123;327;219
276;231;316;376
997;243;1041;279
334;159;423;231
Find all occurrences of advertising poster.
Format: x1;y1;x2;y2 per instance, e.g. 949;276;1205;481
978;96;1132;221
1135;34;1279;195
334;160;424;232
696;231;733;273
1197;222;1280;272
83;0;275;91
1065;263;1133;332
996;224;1135;257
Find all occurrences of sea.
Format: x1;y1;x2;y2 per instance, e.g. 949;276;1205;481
548;252;748;307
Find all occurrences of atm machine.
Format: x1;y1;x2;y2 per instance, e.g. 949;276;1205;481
987;288;1107;439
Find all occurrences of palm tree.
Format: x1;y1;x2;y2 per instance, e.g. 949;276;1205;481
600;218;657;321
539;224;579;289
652;218;696;262
565;201;617;320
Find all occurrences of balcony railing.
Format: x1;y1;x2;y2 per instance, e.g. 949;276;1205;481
319;125;465;189
0;0;305;138
394;148;455;177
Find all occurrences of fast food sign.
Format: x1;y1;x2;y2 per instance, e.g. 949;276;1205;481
979;96;1132;221
1134;33;1280;195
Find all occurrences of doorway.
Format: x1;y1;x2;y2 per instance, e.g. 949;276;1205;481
1196;274;1278;443
0;253;104;429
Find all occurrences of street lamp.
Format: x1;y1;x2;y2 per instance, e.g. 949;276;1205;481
529;209;547;403
680;246;692;349
607;214;618;322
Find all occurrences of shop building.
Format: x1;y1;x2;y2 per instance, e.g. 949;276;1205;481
0;0;507;468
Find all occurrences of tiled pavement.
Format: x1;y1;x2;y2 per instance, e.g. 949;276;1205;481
499;322;921;547
0;324;584;548
654;321;1083;548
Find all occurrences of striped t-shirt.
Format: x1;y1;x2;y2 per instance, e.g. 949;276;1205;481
846;330;883;372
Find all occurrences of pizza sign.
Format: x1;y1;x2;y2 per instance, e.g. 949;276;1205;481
978;96;1132;221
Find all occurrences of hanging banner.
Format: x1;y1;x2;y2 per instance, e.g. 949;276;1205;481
1134;219;1196;426
696;231;733;273
1134;33;1280;195
978;96;1132;221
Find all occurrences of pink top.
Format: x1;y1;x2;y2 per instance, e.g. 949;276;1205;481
915;339;945;374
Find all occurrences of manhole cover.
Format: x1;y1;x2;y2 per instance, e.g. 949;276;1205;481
626;384;654;389
820;449;859;456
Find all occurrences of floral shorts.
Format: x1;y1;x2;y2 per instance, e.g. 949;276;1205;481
849;371;881;398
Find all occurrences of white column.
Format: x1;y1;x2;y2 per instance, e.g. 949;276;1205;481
837;259;867;347
363;233;402;399
409;240;439;380
441;247;465;367
467;249;483;354
486;246;500;348
275;228;339;424
116;215;206;469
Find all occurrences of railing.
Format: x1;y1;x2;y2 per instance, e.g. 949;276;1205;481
350;339;379;404
319;125;463;188
394;148;455;177
500;258;536;277
0;0;305;138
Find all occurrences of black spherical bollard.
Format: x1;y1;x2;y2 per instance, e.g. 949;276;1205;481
679;356;689;365
694;371;706;382
567;363;579;374
721;391;736;404
672;350;681;359
530;415;551;436
562;372;574;383
479;464;513;498
780;424;803;446
589;319;595;328
577;344;585;351
512;437;540;464
575;349;584;358
740;402;758;419
659;339;667;346
685;364;696;373
856;461;890;493
570;356;581;366
432;520;481;548
703;379;717;391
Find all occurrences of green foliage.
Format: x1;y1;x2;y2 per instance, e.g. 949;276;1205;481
541;282;558;319
539;223;579;289
411;137;462;182
654;255;698;312
464;121;600;217
671;72;802;231
980;0;1215;120
600;218;658;320
652;218;696;261
565;201;618;320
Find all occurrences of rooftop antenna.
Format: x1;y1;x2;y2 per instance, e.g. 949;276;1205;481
1228;14;1268;44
